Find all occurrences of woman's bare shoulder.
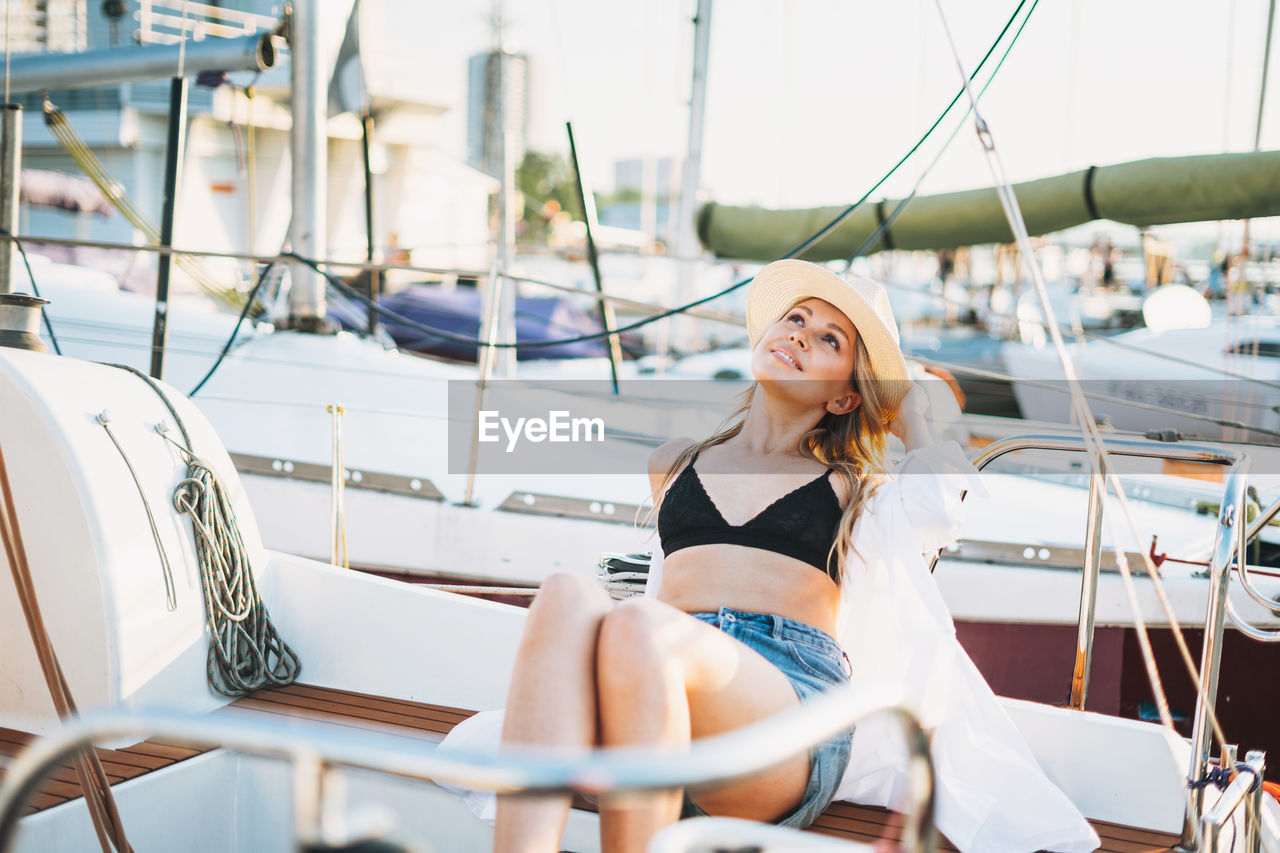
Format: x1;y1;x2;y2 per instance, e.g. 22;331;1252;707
828;467;891;510
648;437;698;479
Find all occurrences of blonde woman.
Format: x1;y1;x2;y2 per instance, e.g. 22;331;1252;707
454;259;1098;853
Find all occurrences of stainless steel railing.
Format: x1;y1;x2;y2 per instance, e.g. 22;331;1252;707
940;434;1241;712
941;433;1276;851
1228;495;1280;641
1182;461;1251;849
0;683;937;853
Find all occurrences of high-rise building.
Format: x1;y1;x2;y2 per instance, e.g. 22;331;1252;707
614;157;681;198
466;50;529;178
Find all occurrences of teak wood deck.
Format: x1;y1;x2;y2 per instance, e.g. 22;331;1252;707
0;683;1182;851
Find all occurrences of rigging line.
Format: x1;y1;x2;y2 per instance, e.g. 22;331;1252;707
932;0;1231;795
189;261;276;396
4;0;9;104
317;233;1280;388
347;0;1033;345
0;228;62;355
910;355;1280;439
843;0;1040;272
40;101;241;308
542;0;576;125
14;6;1039;361
870;268;1280;392
2;230;747;322
191;394;452;420
1224;0;1238;151
96;413;178;611
47;225;1256;379
7;228;745;326
1255;0;1277;151
59;332;490;384
783;0;1031;261
177;1;190;78
965;3;1240;770
162;0;1038;355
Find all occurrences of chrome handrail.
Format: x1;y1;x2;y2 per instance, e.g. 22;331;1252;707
1227;596;1280;641
943;434;1243;713
0;683;937;853
1244;493;1280;545
1232;507;1280;617
1182;462;1251;848
970;434;1241;468
940;434;1258;852
962;435;1269;845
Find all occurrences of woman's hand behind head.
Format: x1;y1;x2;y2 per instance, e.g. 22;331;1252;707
888;383;930;444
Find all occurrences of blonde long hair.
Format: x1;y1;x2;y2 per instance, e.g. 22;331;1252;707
643;334;893;585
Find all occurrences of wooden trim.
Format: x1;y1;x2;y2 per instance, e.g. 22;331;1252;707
0;726;213;816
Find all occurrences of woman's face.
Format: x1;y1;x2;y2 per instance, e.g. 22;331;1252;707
751;297;861;411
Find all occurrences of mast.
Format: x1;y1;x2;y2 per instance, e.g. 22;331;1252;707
1240;0;1277;273
0;104;17;294
287;0;329;331
477;0;517;377
672;0;712;352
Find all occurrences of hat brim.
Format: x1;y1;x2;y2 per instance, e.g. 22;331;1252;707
747;262;910;414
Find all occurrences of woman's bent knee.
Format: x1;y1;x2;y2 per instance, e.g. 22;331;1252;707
597;600;678;672
532;572;612;615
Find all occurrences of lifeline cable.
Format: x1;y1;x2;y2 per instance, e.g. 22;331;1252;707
842;0;1041;272
0;227;62;354
20;226;1280;392
188;260;278;396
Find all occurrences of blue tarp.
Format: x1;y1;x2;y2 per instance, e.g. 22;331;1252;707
328;283;631;362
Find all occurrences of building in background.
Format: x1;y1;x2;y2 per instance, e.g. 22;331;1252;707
465;50;528;178
8;0;496;293
604;155;681;246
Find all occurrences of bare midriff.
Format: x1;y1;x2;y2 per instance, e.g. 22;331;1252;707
657;546;841;637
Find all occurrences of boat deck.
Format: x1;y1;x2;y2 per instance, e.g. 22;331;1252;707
0;683;1182;851
0;726;210;815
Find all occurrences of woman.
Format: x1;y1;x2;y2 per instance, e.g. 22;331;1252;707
461;259;1098;853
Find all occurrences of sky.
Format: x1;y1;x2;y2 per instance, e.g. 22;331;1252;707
407;0;1279;236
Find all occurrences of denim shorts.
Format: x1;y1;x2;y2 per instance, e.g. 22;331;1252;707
682;607;853;828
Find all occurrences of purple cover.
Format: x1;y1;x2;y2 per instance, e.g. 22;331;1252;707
328;283;638;362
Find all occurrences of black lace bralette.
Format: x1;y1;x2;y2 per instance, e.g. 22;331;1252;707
657;450;843;581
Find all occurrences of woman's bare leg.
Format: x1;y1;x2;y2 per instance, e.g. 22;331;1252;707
595;600;810;853
494;572;614;853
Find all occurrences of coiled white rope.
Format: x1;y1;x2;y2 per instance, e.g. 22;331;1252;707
111;364;300;696
166;435;301;696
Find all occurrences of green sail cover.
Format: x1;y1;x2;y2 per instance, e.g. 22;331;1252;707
696;150;1280;261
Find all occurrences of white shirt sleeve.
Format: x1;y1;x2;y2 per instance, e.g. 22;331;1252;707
878;439;989;554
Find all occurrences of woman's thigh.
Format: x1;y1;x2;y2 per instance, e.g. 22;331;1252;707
600;599;810;822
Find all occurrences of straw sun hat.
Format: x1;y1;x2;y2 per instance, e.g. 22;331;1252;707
747;259;910;414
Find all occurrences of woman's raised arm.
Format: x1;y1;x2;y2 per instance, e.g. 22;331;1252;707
882;384;986;554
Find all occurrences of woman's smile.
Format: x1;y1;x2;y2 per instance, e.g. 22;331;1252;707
771;345;802;371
